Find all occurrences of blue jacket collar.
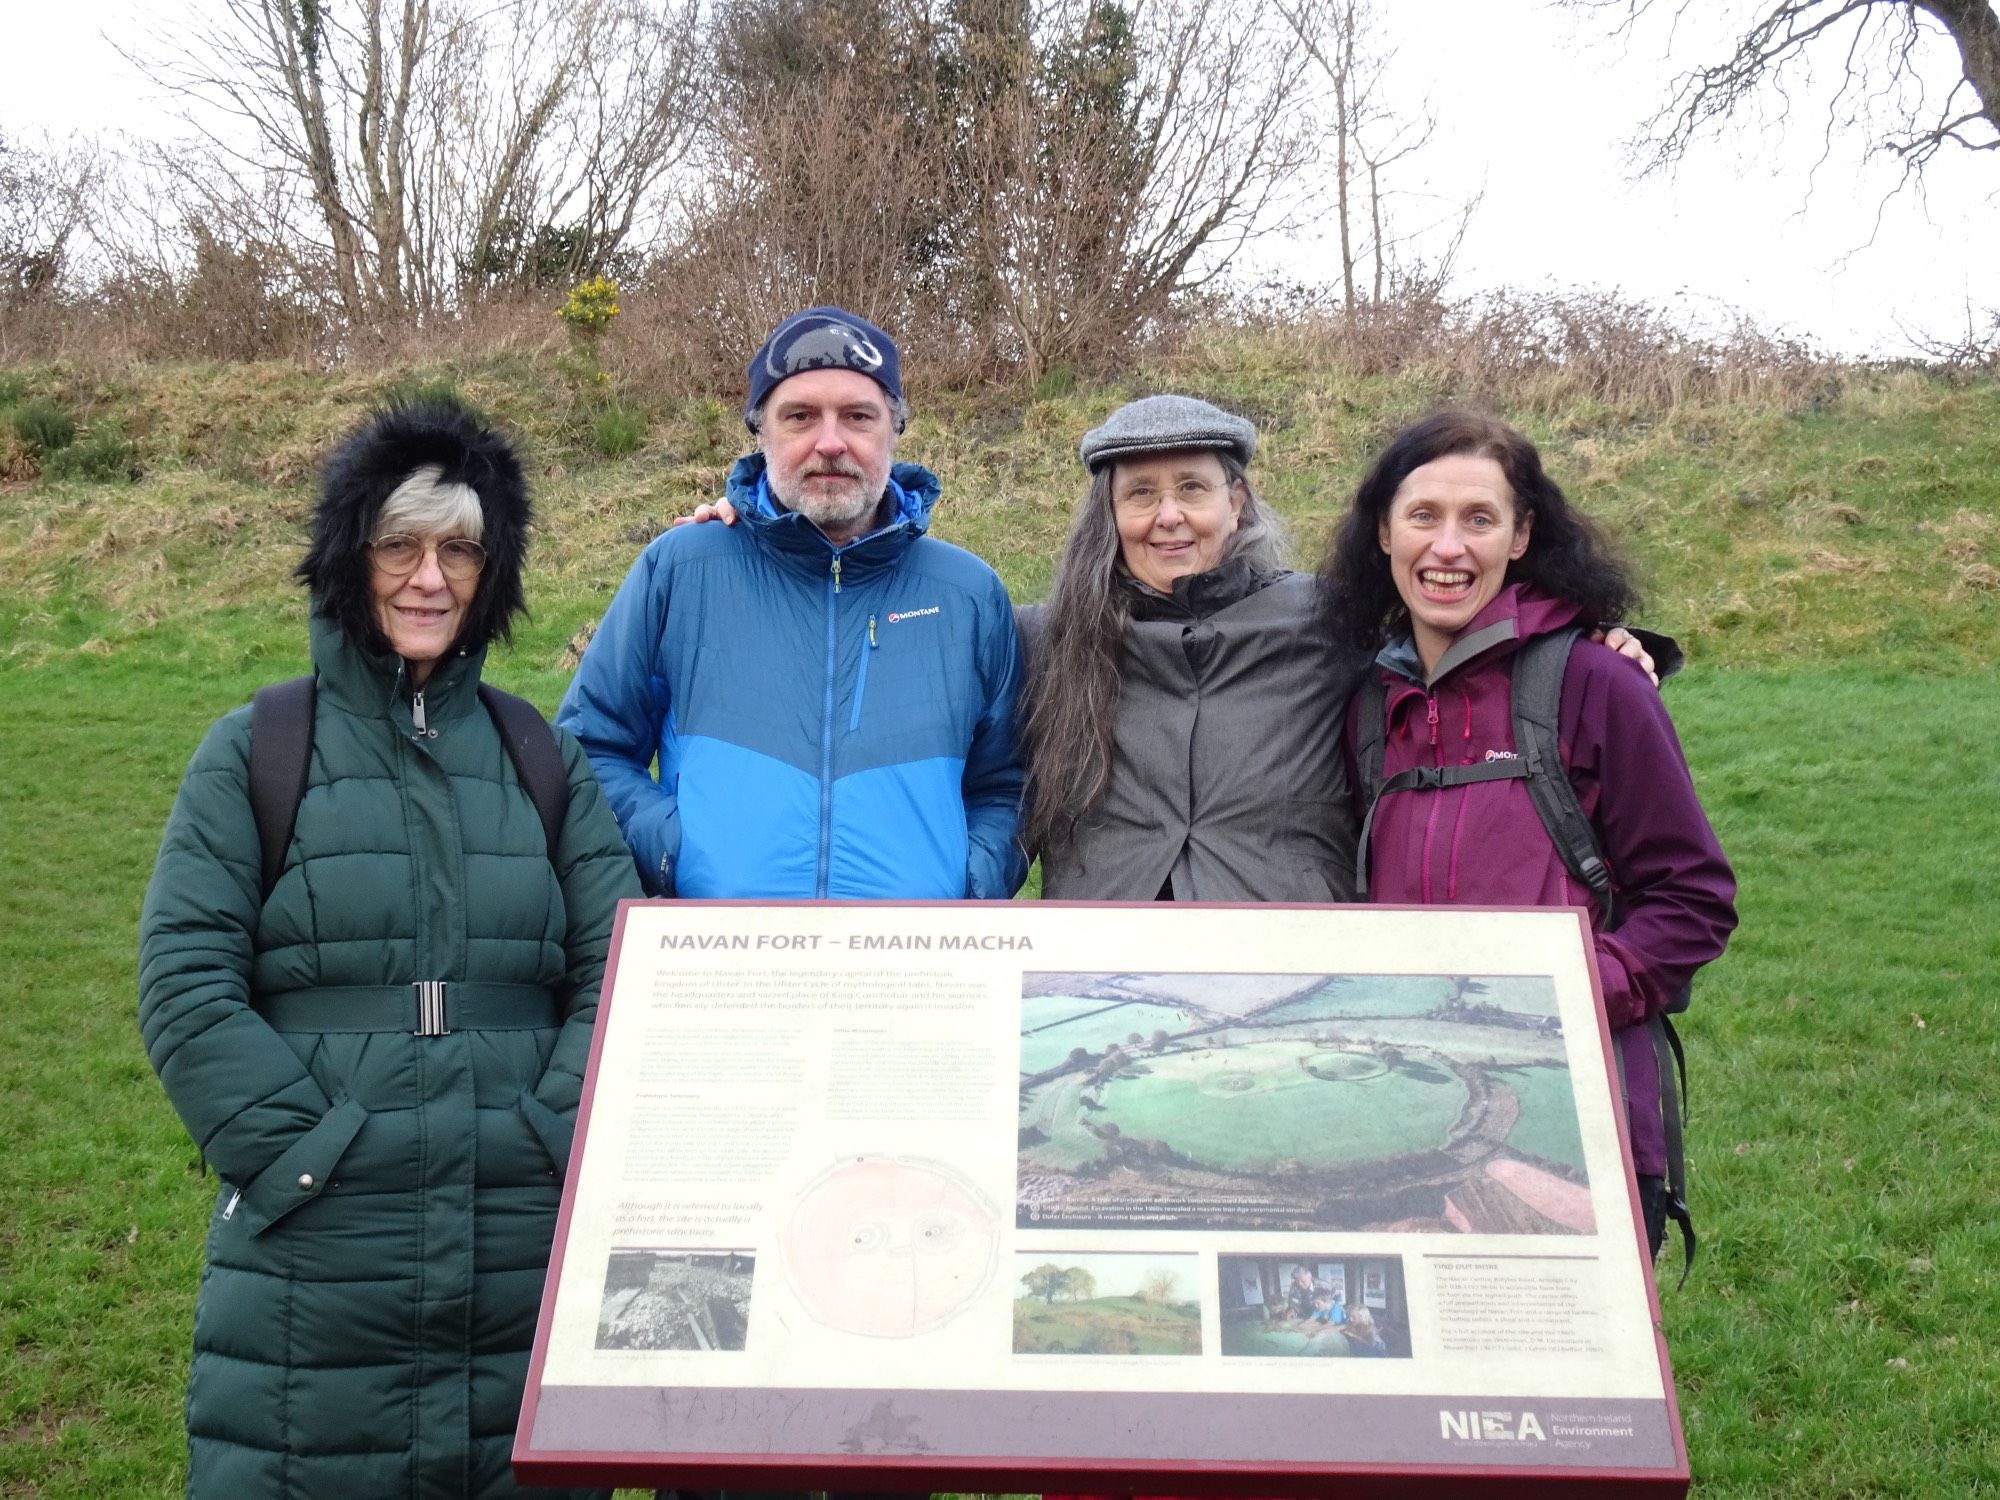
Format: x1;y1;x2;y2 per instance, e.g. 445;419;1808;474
724;453;940;580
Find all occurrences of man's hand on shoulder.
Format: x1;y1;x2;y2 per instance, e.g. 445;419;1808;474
1593;626;1657;688
671;498;740;528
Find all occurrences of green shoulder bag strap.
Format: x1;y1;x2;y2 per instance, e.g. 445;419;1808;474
1354;629;1696;1284
249;675;570;900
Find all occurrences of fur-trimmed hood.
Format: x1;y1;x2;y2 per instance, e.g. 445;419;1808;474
297;400;531;657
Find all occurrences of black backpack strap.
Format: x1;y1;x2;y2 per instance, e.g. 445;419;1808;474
478;684;570;868
1351;679;1388;898
249;675;316;900
1511;629;1617;926
1652;1015;1696;1286
1512;630;1701;1282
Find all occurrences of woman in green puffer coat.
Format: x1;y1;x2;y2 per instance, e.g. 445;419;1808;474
139;402;640;1499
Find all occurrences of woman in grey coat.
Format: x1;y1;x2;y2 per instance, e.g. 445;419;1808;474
1019;396;1369;901
1019;396;1653;902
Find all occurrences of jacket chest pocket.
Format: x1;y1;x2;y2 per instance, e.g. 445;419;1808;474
847;617;969;741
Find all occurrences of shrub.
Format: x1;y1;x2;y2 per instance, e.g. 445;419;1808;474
43;424;140;483
557;277;621;342
0;372;28;406
10;399;76;455
0;426;33;481
594;403;646;459
1034;363;1079;401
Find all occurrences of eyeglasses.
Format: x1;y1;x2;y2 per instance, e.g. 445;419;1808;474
369;533;487;580
1112;478;1233;515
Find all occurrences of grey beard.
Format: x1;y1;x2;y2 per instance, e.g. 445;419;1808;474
772;472;890;540
790;486;881;532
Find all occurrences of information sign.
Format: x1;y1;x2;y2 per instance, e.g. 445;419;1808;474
516;901;1687;1497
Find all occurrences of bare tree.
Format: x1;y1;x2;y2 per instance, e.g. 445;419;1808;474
1274;0;1477;311
1910;301;2000;362
659;0;1315;379
1568;1;2000;186
963;0;1317;377
0;132;106;307
129;0;702;321
643;0;969;368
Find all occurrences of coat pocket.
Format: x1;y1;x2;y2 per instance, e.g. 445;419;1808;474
237;1095;369;1237
517;1089;575;1182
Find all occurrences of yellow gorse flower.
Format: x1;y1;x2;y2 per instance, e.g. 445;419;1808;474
557;277;622;338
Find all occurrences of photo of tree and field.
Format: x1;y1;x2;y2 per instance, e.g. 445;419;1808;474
1011;1251;1201;1356
1017;971;1594;1234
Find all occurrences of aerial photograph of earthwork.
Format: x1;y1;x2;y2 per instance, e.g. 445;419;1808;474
1016;972;1595;1235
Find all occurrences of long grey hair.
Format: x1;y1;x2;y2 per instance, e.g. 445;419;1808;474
1021;454;1290;859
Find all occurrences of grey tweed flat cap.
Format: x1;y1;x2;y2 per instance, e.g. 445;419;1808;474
1078;394;1257;471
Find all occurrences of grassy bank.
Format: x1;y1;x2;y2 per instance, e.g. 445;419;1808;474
1;348;1995;1495
4;354;1996;675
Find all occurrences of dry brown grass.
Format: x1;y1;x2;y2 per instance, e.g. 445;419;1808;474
6;222;1850;429
1203;283;1837;415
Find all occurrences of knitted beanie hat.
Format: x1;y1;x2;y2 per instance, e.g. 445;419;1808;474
745;306;903;429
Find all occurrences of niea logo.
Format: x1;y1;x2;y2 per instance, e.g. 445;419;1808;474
1439;1410;1548;1443
886;605;942;624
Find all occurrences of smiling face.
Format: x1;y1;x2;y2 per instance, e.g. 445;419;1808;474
758;367;899;543
1111;449;1245;593
370;532;479;683
1378;452;1532;672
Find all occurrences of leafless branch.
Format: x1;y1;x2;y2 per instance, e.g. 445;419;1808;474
1565;0;2000;186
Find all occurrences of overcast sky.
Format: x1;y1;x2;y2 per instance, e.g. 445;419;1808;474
6;0;1997;357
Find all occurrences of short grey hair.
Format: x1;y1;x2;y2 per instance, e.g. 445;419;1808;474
745;392;911;436
376;464;485;540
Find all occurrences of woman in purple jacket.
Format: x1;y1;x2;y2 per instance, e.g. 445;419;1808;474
1318;408;1737;1258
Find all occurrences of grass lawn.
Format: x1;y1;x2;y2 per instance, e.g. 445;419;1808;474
5;660;1994;1494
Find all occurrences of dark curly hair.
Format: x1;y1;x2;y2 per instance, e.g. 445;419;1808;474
1316;408;1637;650
297;400;531;656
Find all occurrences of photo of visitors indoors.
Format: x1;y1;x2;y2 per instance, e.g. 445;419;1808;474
1219;1254;1411;1358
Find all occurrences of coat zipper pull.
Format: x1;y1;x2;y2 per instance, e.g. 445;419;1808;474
412;690;428;734
222;1188;241;1221
1425;695;1439;748
868;614;878;648
831;555;842;593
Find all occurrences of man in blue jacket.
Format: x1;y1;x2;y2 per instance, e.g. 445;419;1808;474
558;306;1027;900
